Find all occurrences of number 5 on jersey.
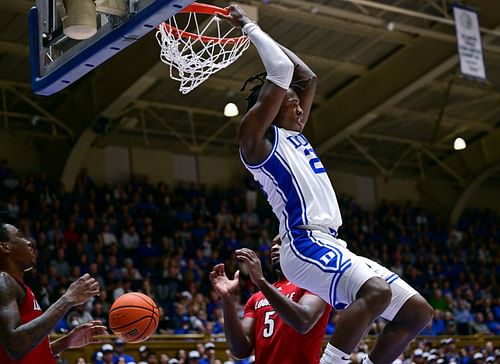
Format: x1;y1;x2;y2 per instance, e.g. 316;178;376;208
263;310;275;338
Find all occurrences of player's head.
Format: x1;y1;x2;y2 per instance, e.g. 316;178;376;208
271;234;282;272
273;88;304;132
243;74;306;133
0;220;36;271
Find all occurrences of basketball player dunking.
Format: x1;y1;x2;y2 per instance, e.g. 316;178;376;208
222;5;433;364
0;220;106;363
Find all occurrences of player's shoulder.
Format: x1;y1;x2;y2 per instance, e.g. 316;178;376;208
248;290;264;303
0;272;22;303
0;271;17;287
276;279;302;291
280;280;326;302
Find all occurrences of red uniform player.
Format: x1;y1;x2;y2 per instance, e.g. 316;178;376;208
0;220;106;363
210;235;331;364
244;279;331;364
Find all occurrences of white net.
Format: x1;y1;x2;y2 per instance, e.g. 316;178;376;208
156;10;251;94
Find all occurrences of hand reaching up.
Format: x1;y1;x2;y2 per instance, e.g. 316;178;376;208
209;263;240;301
63;274;100;306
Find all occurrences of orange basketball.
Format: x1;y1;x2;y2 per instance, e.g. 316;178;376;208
109;292;160;343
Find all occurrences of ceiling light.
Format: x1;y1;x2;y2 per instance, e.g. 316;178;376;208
453;137;467;151
31;115;41;126
224;102;239;118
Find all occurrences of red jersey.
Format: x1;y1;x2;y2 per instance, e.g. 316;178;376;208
0;278;56;364
244;279;331;364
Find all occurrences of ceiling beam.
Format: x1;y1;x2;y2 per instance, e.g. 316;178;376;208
355;132;450;150
389;22;500;55
0;0;33;13
251;0;411;44
338;0;500;38
0;82;75;137
384;107;494;131
261;0;500;56
316;54;458;154
348;136;388;174
315;3;500;155
429;80;500;99
100;126;236;146
134;100;223;118
420;146;465;185
0;41;29;56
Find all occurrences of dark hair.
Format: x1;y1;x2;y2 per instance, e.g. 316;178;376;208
241;72;307;112
241;72;267;112
0;220;8;242
0;212;13;242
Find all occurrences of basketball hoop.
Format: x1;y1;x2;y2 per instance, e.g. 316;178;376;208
156;3;251;94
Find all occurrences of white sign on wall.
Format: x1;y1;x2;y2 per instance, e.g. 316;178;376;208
104;146;130;182
453;5;486;81
173;153;198;183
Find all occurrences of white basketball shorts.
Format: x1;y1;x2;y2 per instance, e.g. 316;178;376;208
280;228;418;321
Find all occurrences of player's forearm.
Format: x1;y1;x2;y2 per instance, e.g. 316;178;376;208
243;22;294;90
6;296;72;359
277;44;316;82
50;334;70;356
221;297;253;358
256;278;313;334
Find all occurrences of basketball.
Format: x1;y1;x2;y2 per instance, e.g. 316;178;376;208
109;292;160;343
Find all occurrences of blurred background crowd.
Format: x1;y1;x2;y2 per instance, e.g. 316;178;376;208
0;159;498;364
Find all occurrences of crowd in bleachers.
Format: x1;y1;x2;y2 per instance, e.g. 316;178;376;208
0;159;498;364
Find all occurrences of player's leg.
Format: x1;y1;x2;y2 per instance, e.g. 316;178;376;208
359;257;433;364
368;294;432;364
325;276;392;353
319;257;392;364
279;230;392;364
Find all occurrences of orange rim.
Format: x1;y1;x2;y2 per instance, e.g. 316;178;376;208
180;2;230;16
161;2;247;45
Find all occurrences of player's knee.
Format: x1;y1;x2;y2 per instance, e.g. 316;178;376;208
412;296;433;328
358;277;392;311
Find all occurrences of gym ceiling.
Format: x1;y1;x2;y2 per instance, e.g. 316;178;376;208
0;0;499;213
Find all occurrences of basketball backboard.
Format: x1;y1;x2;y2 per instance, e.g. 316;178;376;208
29;0;194;96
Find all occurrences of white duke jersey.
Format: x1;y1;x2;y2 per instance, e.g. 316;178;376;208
240;125;342;238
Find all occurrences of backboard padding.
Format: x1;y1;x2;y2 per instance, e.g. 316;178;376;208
30;0;194;96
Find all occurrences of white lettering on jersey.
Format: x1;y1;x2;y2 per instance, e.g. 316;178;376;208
241;126;342;238
254;291;296;310
33;299;42;311
320;251;337;265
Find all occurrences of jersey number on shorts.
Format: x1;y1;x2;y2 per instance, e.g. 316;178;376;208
263;310;275;338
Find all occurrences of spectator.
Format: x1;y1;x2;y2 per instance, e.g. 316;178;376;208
485;312;500;334
101;344;115;364
470;313;492;334
121;225;140;252
453;300;473;334
138;345;150;363
429;289;449;311
188;351;201;364
112;338;136;363
0;164;497;346
100;223;118;247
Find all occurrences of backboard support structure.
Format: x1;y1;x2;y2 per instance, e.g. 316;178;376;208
29;0;194;96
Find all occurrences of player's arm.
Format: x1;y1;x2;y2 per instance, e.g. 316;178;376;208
222;5;293;164
209;264;255;359
0;273;99;360
0;272;72;360
236;249;326;334
222;297;255;359
50;320;107;356
277;45;317;124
